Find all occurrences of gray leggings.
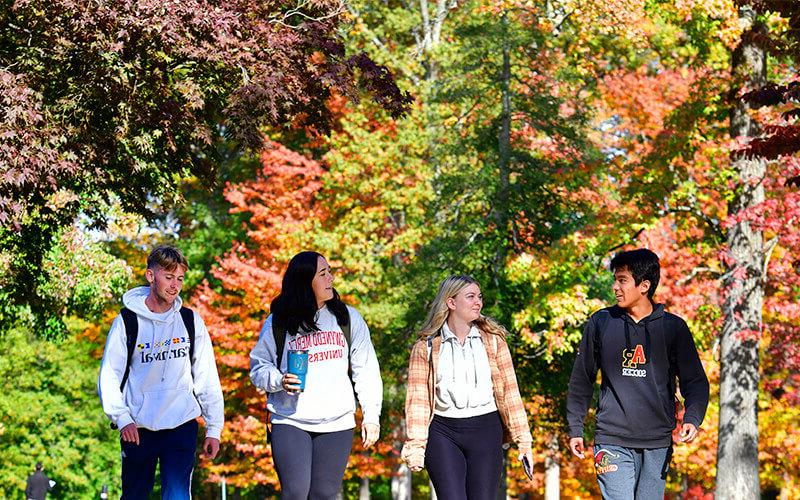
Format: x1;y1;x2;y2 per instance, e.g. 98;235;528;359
271;423;354;500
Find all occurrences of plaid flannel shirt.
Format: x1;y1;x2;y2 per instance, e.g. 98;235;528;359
401;328;533;468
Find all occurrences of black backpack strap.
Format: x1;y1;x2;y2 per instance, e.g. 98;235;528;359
593;312;610;369
336;309;353;383
119;308;139;393
267;316;287;444
341;320;351;353
180;307;196;365
273;318;287;369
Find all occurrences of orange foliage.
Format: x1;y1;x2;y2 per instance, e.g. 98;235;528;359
190;141;325;488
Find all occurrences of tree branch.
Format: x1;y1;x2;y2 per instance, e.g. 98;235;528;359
606;227;645;254
269;0;347;27
676;266;722;286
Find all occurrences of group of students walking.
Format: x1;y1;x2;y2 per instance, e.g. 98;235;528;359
97;245;709;499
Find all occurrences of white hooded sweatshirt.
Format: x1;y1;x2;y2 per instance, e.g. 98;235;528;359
250;305;382;432
97;287;224;439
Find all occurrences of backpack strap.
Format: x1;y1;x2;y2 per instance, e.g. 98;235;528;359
180;307;196;364
273;318;288;368
341;320;351;352
592;312;611;369
339;310;352;380
118;308;139;392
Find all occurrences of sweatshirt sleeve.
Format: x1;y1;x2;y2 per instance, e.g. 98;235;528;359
191;313;225;440
674;318;710;428
566;315;599;438
97;315;135;430
249;316;285;394
347;307;383;426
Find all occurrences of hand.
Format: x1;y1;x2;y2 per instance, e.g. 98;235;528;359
569;437;585;459
202;437;220;459
518;447;534;481
282;373;301;395
407;454;424;472
361;423;379;448
679;423;699;443
120;423;140;445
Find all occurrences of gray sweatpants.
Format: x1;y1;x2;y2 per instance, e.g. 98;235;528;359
593;443;672;499
271;423;354;500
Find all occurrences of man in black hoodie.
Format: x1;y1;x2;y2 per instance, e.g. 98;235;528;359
25;462;53;500
567;249;709;499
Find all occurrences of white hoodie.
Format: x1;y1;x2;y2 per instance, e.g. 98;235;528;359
97;287;225;439
250;305;382;432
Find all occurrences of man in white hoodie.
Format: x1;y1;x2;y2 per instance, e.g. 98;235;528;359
98;246;224;499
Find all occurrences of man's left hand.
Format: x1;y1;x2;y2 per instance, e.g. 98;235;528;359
679;423;698;443
361;423;380;448
203;437;220;459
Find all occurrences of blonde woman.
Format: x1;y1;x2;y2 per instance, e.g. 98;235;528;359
401;275;533;499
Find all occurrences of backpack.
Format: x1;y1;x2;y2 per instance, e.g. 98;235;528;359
591;312;677;373
118;306;196;392
591;311;681;416
265;311;353;442
111;306;195;430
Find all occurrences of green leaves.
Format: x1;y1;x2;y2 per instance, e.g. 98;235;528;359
0;327;120;498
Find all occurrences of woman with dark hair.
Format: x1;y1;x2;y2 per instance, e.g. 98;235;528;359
250;251;382;500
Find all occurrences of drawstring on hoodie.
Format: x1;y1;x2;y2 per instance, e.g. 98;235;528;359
624;317;652;364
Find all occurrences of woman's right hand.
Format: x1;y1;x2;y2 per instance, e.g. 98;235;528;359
282;373;302;395
403;451;425;472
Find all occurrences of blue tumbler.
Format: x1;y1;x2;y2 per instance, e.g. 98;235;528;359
287;350;309;391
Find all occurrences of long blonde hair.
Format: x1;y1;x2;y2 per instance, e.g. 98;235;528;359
417;275;508;340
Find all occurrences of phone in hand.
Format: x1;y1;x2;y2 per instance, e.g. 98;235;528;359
522;454;533;481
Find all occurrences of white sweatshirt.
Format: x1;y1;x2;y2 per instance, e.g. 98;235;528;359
97;287;225;439
250;305;383;432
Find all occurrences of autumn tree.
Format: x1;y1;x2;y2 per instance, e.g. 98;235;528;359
715;5;766;498
0;0;411;330
189;142;327;494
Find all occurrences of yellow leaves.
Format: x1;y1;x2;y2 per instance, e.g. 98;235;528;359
550;0;652;46
44;188;80;212
509;248;607;359
672;0;741;49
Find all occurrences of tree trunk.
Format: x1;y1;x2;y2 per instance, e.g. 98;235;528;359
495;11;512;240
544;434;560;500
391;462;412;500
360;476;370;500
716;6;766;500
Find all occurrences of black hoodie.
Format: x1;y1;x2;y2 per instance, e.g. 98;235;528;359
566;304;709;448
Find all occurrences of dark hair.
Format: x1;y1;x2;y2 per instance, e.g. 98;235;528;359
610;248;660;299
270;251;349;335
147;245;188;271
35;462;43;470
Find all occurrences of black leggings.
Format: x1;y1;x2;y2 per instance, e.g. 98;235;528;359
271;423;354;500
425;411;504;500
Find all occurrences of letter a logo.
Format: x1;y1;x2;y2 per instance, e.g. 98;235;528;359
630;345;646;365
622;345;646;368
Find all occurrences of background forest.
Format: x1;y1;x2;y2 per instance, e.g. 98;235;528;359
1;0;799;498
